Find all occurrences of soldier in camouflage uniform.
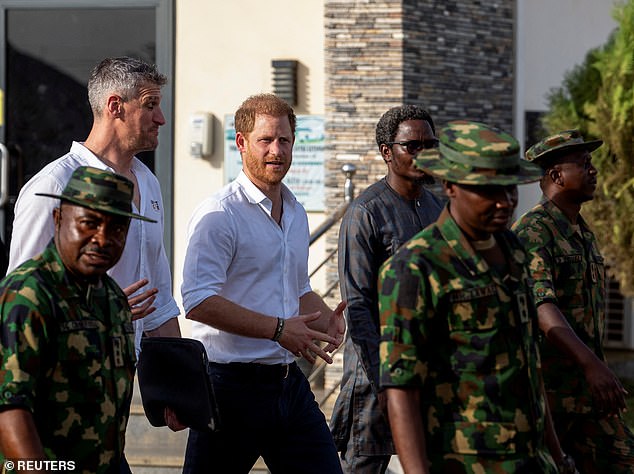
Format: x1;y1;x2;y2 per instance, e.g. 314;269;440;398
379;121;573;473
513;130;634;473
0;166;155;474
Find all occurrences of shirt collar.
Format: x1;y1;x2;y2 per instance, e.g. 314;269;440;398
236;170;267;204
70;141;112;169
539;196;589;240
436;206;489;277
71;141;142;174
435;205;526;283
236;170;297;210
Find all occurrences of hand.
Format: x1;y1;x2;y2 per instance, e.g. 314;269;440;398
278;312;340;364
123;278;158;321
323;301;346;353
164;406;187;432
584;358;628;416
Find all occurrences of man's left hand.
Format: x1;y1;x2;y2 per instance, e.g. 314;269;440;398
123;278;158;321
324;301;346;353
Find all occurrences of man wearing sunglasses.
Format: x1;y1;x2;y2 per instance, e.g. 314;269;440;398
330;105;443;473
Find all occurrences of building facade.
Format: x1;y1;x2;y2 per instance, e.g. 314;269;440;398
0;1;622;341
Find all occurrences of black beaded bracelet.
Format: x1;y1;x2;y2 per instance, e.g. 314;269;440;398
271;317;285;342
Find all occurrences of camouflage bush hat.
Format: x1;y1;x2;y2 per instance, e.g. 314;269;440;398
525;129;603;165
36;166;156;222
415;120;543;185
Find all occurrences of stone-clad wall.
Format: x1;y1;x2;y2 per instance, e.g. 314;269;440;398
324;0;404;301
403;1;515;129
323;0;515;297
324;0;405;203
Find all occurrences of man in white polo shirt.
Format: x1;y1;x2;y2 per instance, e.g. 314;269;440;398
7;57;181;359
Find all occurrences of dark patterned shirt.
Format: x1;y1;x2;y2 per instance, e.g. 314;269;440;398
513;197;606;414
330;178;442;455
0;241;135;473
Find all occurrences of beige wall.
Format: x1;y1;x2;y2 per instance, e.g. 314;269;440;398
519;0;617;112
173;1;326;334
515;0;618;218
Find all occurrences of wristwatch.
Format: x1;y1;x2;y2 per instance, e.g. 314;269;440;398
557;453;576;474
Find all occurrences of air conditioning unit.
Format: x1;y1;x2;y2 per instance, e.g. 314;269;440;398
604;277;634;349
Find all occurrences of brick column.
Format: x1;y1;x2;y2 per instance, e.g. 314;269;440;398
324;0;515;296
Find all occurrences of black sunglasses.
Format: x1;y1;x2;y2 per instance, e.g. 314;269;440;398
387;139;439;155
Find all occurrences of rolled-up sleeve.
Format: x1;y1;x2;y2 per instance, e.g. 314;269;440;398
181;202;235;313
514;219;557;306
378;252;427;389
0;291;46;412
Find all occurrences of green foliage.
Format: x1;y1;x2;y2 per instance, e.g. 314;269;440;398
543;48;603;134
542;0;634;294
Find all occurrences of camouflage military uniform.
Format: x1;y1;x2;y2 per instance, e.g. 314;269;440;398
379;207;557;473
514;197;634;472
0;241;136;474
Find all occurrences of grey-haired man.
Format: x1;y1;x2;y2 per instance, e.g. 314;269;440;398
7;56;181;354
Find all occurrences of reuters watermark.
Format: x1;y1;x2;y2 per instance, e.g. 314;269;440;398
3;460;75;472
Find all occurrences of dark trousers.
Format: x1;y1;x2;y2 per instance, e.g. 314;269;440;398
340;448;391;474
183;362;342;474
119;454;132;473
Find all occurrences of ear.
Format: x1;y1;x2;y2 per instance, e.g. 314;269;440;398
443;181;456;199
107;95;122;118
235;132;247;153
53;207;61;230
380;144;392;164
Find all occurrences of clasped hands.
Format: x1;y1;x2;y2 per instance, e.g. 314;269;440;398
277;301;347;364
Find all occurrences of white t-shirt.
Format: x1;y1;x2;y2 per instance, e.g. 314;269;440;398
8;141;180;355
181;171;312;365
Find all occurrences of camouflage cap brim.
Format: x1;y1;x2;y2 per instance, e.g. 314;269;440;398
415;153;542;185
36;193;157;222
36;166;156;223
526;129;603;164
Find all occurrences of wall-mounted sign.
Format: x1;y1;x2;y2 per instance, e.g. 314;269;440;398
224;114;325;211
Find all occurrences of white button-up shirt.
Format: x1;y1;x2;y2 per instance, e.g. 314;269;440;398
181;171;311;364
7;142;180;355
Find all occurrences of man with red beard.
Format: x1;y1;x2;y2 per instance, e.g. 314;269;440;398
514;131;634;472
181;94;346;473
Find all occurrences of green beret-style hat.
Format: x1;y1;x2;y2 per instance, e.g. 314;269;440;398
37;166;156;222
415;120;543;186
525;129;603;165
